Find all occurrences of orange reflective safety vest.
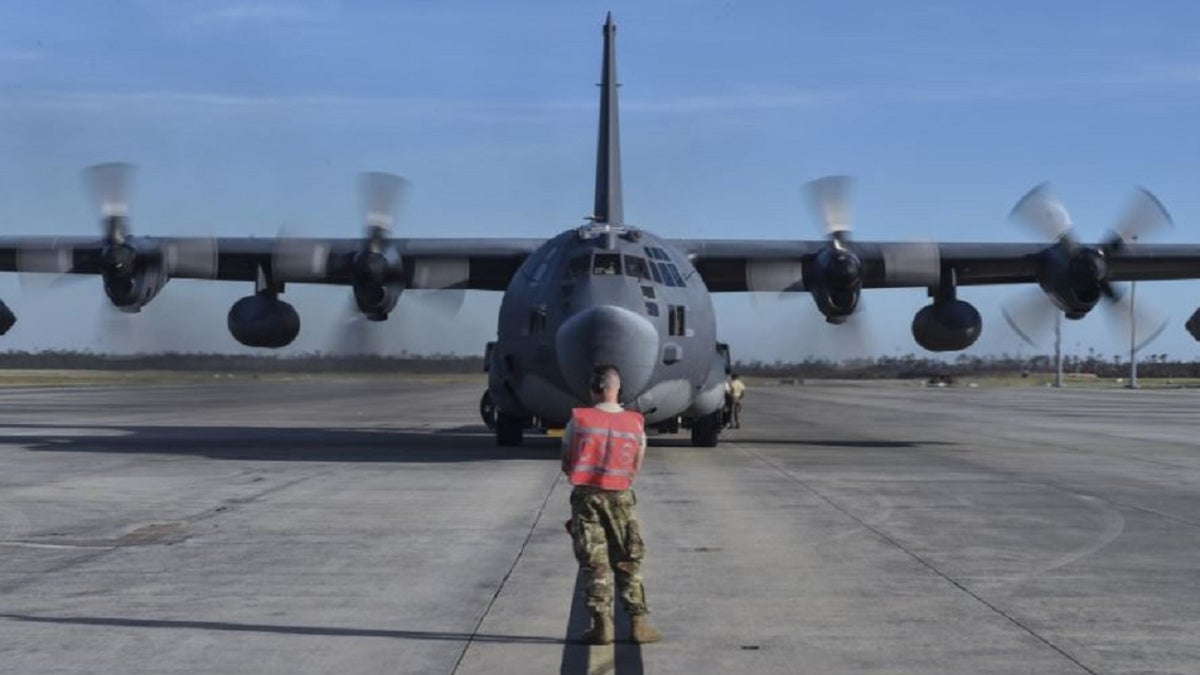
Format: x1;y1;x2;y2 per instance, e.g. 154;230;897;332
566;407;645;491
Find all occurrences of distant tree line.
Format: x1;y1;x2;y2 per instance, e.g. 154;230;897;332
0;351;486;374
730;352;1200;380
0;350;1196;379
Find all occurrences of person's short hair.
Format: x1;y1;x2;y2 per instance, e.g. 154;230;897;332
590;364;622;394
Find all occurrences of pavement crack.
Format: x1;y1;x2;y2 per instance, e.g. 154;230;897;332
449;471;562;675
743;445;1101;675
0;469;333;596
182;469;334;526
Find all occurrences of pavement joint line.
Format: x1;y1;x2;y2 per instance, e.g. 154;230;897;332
449;471;563;675
737;444;1102;675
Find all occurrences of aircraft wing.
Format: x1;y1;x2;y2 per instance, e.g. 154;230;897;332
0;236;544;291
675;239;1200;292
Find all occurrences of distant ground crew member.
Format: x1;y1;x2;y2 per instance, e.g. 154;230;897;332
727;373;747;429
562;364;662;645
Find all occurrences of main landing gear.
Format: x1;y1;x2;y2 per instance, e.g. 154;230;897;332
689;409;722;448
482;390;527;447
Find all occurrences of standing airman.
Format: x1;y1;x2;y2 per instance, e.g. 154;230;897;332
562;364;661;645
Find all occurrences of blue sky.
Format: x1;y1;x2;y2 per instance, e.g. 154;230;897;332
1;1;1199;361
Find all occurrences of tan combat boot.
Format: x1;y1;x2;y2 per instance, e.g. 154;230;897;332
630;614;662;644
581;611;614;645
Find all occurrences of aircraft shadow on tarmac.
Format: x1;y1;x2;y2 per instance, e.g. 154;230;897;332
5;424;951;462
4;424;562;463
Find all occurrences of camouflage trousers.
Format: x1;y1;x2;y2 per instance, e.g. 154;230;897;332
570;485;649;616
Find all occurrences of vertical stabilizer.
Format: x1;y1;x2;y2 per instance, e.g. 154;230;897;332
592;13;624;226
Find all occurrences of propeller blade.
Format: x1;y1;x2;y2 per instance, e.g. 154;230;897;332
16;243;80;291
331;298;390;355
880;241;941;287
95;302;136;353
831;301;875;358
804;175;853;243
83;162;135;242
1010;182;1075;244
359;172;409;240
163;237;219;279
273;232;330;282
16;244;74;275
1001;289;1059;348
405;289;466;318
1103;284;1169;353
1108;186;1173;246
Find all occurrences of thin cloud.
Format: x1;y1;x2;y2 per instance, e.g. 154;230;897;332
2;64;1193;121
0;91;568;125
1095;63;1200;87
0;49;42;63
190;1;334;25
624;88;851;113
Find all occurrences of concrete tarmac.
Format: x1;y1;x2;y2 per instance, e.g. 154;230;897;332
2;376;1199;674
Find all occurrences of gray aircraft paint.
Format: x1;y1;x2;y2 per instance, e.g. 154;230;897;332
488;227;725;427
487;15;725;427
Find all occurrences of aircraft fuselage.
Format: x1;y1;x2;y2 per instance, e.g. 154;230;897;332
487;224;727;427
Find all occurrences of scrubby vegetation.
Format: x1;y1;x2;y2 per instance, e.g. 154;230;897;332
0;350;1192;381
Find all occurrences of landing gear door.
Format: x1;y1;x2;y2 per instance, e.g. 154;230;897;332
483;341;496;372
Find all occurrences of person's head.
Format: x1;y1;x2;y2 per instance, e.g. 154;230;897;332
589;364;622;403
731;373;740;381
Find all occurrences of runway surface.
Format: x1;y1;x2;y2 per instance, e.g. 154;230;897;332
2;376;1199;674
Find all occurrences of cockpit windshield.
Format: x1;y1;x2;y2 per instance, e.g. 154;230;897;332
592;253;622;275
568;253;591;278
623;255;650;280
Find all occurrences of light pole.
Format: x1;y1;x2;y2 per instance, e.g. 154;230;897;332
1054;313;1063;388
1129;279;1139;389
1128;234;1139;389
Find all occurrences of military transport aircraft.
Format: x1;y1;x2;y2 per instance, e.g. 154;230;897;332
2;14;1200;448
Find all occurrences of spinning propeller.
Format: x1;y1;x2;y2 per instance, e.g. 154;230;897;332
1002;183;1171;352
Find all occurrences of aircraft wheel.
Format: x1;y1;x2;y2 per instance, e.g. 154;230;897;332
690;410;721;448
480;390;497;430
496;412;524;447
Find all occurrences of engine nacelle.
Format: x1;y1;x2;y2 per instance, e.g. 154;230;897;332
807;247;862;324
912;300;981;352
101;243;167;312
0;300;14;335
1038;245;1104;319
351;249;403;320
1187;309;1200;342
227;293;301;348
353;281;403;321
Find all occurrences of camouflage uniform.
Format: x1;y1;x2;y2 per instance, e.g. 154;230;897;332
570;485;648;616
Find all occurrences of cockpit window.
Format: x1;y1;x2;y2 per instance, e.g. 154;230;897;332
666;264;685;287
647;260;663;284
623;255;650;280
568;253;591;278
643;246;669;261
657;261;684;287
531;245;562;284
592;253;622;276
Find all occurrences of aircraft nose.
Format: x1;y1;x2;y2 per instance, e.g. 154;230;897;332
556;304;659;402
